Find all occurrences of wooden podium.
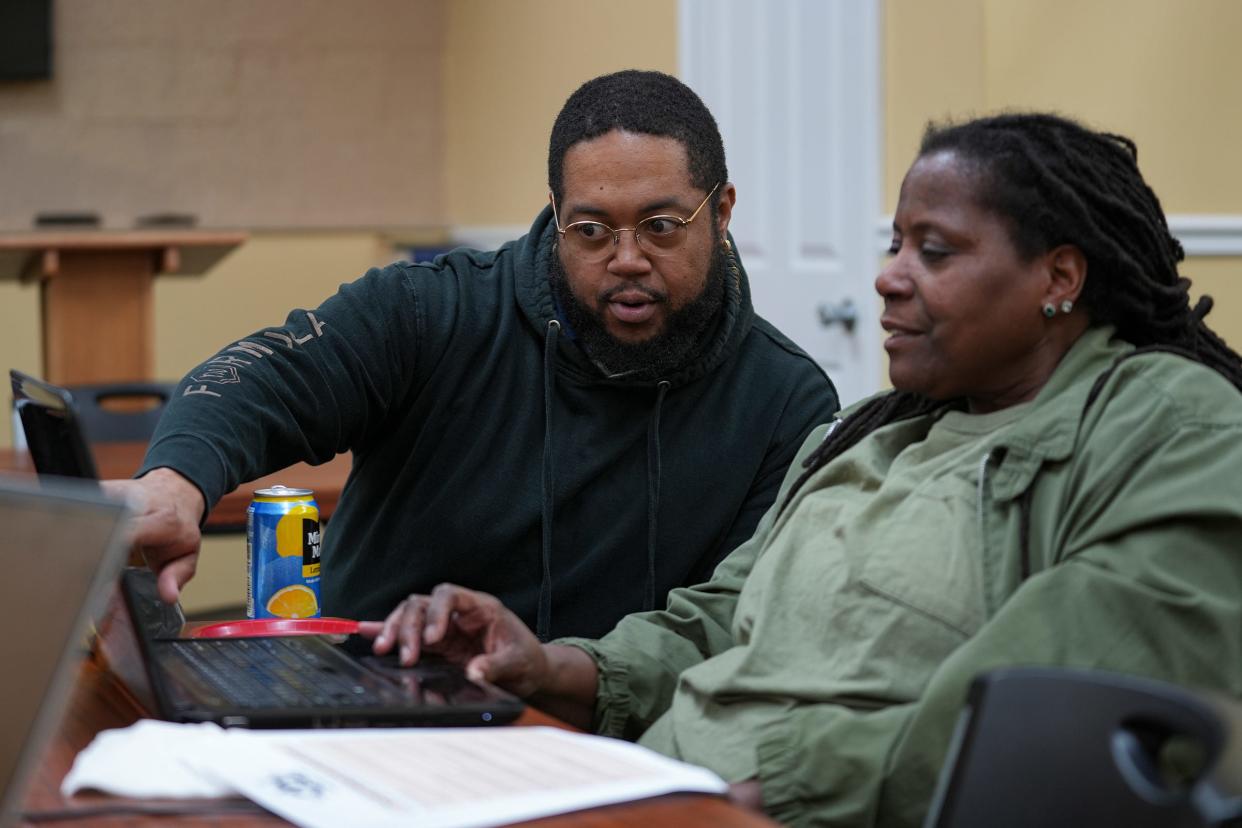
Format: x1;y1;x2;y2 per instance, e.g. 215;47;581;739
0;229;246;385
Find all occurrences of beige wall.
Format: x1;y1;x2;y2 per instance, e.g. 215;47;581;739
885;0;1242;351
0;0;445;231
1187;258;1242;350
884;0;988;198
0;0;449;449
443;1;678;226
151;232;395;378
983;0;1242;214
2;282;41;413
885;0;1242;210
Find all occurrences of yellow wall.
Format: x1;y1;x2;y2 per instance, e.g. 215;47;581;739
983;0;1242;214
884;0;988;198
443;1;678;226
885;0;1242;351
885;0;1242;210
0;0;445;231
1188;258;1242;350
151;233;396;379
2;282;41;414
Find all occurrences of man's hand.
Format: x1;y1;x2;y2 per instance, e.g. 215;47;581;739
101;468;205;604
358;583;550;696
727;779;764;813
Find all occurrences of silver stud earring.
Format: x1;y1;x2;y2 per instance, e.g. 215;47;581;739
1042;303;1056;318
1060;299;1074;314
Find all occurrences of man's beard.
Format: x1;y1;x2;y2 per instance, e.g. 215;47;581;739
549;241;728;380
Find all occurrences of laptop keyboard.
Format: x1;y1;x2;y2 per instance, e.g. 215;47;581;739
161;637;398;710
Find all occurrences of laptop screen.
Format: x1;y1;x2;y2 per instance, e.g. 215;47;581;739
9;370;99;481
0;478;130;826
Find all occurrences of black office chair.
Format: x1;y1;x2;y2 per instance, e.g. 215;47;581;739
63;381;174;443
925;667;1242;827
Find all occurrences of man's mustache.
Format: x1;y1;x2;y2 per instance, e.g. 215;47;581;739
600;283;668;303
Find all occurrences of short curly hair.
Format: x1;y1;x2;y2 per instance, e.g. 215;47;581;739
547;70;727;206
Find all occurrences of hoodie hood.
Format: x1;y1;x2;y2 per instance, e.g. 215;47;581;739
510;205;755;389
508;205;757;639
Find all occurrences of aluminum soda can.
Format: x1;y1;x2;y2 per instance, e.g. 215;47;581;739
246;485;322;619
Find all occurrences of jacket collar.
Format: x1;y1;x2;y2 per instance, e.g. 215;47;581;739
509;205;755;388
983;326;1133;501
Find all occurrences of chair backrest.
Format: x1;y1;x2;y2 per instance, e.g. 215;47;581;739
62;381;174;443
925;667;1242;828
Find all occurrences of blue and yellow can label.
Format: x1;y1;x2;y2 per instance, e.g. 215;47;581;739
246;486;322;619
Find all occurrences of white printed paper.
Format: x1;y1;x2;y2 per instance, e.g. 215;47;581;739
70;721;727;828
62;719;235;799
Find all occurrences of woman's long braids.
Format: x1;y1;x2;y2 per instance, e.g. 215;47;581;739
780;112;1242;516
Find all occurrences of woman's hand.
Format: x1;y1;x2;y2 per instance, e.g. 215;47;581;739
358;583;550;697
360;584;602;728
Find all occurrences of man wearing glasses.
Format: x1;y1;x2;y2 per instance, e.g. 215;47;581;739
113;70;838;640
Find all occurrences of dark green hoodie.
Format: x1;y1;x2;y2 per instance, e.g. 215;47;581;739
140;207;838;638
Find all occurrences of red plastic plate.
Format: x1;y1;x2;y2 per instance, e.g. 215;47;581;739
188;617;360;639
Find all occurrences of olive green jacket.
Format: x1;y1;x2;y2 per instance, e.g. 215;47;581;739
561;327;1242;826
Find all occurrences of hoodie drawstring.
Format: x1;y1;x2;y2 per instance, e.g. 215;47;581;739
535;319;670;638
645;381;671;613
537;319;560;641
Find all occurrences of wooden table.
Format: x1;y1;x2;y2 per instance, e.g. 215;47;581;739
0;444;351;530
0;229;246;386
17;657;775;828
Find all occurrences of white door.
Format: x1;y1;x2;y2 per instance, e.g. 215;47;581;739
679;0;884;408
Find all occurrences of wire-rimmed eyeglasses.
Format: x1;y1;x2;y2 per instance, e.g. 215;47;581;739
550;182;720;263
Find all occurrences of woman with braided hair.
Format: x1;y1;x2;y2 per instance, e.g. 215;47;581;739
364;113;1242;826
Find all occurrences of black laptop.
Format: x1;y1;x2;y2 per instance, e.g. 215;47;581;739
10;368;525;729
98;567;524;728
